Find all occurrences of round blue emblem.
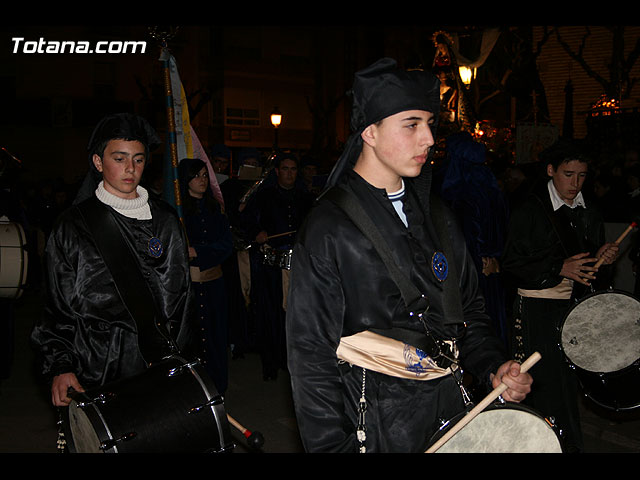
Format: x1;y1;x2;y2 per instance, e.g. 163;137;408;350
431;251;448;282
148;237;164;258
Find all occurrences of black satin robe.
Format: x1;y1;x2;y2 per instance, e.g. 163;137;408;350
500;181;608;452
31;197;196;388
286;170;507;452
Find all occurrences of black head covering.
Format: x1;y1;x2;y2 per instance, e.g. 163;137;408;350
322;58;440;197
74;113;161;204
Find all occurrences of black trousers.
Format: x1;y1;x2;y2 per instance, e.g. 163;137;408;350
513;295;584;452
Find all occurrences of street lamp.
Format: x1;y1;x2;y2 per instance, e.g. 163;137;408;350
270;106;282;149
459;66;475;87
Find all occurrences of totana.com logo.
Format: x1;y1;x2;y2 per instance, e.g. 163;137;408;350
11;37;147;54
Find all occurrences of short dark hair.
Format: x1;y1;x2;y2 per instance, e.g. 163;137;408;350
93;137;150;160
274;153;298;169
540;139;590;170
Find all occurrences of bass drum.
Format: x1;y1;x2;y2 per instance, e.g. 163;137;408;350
63;355;234;453
428;402;563;453
0;222;28;299
560;290;640;411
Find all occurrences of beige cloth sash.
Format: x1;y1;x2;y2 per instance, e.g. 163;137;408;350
190;264;223;283
518;277;573;300
237;250;251;306
336;330;454;381
282;268;290;311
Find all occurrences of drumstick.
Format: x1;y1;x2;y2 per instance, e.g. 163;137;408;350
244;230;297;250
266;230;296;240
594;221;637;268
425;351;542;453
227;414;265;450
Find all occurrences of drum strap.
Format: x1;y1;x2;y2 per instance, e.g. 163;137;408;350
324;185;427;314
77;197;178;363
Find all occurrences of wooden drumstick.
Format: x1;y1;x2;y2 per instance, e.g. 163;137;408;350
594;221;637;269
266;230;296;240
245;230;297;249
227;414;265;449
425;351;542;453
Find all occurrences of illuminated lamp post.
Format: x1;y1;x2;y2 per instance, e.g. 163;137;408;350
459;66;475;87
270;106;282;150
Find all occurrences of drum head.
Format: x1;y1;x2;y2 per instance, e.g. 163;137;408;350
0;222;28;299
67;400;105;453
432;404;562;453
561;291;640;373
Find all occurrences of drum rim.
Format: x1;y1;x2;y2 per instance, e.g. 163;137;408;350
181;358;235;450
559;289;640;374
67;394;115;453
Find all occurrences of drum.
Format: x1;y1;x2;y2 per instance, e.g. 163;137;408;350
63;355;234;453
261;245;292;270
428;402;563;453
0;221;28;299
560;290;640;411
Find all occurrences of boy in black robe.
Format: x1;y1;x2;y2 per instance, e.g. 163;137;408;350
502;139;618;452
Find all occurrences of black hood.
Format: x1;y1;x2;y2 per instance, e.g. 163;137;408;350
322;57;441;210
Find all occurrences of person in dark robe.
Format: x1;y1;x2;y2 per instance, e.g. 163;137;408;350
286;58;533;453
437;131;510;347
501;139;619;453
31;113;196;410
220;147;264;358
178;157;233;394
240;152;314;381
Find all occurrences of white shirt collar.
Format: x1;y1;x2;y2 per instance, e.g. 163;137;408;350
547;179;586;211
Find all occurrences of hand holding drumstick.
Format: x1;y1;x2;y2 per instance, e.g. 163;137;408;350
426;352;541;453
593;221;637;269
561;221;637;285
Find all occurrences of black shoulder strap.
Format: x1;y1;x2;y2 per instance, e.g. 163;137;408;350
323;185;463;324
323;186;426;313
77;197;177;362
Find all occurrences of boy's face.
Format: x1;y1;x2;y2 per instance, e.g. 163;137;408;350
364;109;435;181
93;139;146;199
547;159;588;206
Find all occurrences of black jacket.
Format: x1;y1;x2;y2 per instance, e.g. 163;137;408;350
502;180;607;293
31;196;196;388
286;170;506;451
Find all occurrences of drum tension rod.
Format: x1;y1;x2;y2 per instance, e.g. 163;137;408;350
188;395;224;414
77;392;116;408
100;432;137;451
167;361;200;377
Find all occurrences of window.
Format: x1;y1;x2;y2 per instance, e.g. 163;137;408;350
226;107;260;127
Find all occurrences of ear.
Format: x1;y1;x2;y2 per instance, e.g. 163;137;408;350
92;154;103;173
546;164;554;177
361;124;377;148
